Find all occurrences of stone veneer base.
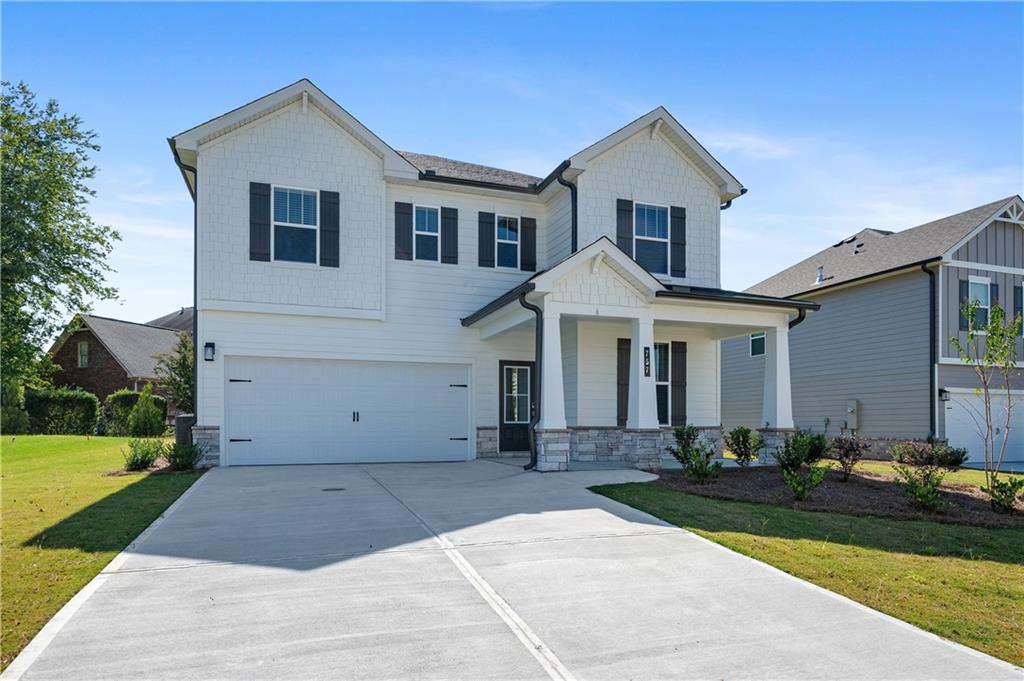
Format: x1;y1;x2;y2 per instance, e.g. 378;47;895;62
190;425;221;468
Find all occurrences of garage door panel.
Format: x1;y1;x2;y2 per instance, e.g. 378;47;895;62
945;392;1023;464
225;357;470;465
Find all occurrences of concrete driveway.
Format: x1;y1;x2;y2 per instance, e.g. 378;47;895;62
7;461;1018;680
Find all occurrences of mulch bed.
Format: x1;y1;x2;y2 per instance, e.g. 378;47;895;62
656;466;1024;528
104;458;174;477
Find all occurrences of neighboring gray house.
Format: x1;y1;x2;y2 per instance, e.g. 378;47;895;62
722;196;1024;465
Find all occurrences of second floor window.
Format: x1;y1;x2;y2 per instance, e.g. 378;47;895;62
77;341;89;368
272;186;318;264
969;278;991;329
496;216;519;269
414;206;439;261
634;203;669;275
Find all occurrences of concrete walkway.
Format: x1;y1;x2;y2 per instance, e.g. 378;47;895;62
7;461;1019;680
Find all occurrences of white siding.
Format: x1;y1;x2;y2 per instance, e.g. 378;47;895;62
546;186;573;265
575;130;721;288
561;317;578;426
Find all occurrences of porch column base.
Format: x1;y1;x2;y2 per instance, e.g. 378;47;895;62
190;425;221;468
535;428;571;471
623;428;664;471
757;427;797;463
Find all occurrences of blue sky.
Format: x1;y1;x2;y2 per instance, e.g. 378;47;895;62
4;2;1021;323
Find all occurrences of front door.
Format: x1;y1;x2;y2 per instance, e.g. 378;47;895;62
499;361;534;452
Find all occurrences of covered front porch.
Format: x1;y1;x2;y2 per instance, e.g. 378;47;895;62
462;238;818;471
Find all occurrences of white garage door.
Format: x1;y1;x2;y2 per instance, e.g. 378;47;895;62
224;357;471;465
945;391;1024;466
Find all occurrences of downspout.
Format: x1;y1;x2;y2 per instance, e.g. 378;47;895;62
518;292;542;470
720;187;748;211
788;308;807;329
554;162;578;253
921;262;937;440
168;139;198;417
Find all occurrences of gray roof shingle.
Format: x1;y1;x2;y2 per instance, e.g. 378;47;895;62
398;151;543;190
147;307;194;333
748;197;1018;298
80;315;182;379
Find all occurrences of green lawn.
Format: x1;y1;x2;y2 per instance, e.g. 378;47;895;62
850;459;993;486
593;482;1024;666
0;435;203;671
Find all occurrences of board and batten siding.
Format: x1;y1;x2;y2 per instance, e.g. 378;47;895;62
722;270;932;438
940;265;1024;361
952;220;1024;268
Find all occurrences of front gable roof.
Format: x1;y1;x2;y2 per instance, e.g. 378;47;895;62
50;314;182;380
749;196;1023;299
568;107;745;201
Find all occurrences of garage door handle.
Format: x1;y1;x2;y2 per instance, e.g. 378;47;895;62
449;384;467;388
229;379;252;383
449;437;467;441
229;438;252;442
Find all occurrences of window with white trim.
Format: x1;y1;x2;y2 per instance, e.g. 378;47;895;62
654;342;670;426
503;365;530;423
414;205;439;261
969;276;991;330
750;332;766;357
77;341;89;368
272;186;318;264
634;203;669;275
496;215;519;269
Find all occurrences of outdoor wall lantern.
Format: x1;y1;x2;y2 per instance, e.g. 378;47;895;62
938;388;950;402
204;342;215;362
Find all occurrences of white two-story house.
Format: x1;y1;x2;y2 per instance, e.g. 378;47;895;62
169;79;817;471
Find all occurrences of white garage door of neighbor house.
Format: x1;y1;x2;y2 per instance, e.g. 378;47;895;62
945;392;1024;465
224;357;471;465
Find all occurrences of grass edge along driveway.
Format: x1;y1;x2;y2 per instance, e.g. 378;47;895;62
592;482;1024;667
1;435;203;671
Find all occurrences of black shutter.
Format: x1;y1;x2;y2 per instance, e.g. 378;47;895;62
616;338;631;427
670;341;687;426
1014;285;1023;327
616;199;633;257
440;207;458;264
249;182;271;262
319;190;339;268
670;206;686;278
991;283;1000;310
959;280;969;331
394;202;413;260
478;212;495;267
521;217;537;272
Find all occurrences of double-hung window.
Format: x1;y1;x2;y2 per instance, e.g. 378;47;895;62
653;342;670;426
634;203;669;275
496;216;519;269
969;277;991;330
77;341;89;368
272;186;318;264
414;206;440;261
750;332;766;357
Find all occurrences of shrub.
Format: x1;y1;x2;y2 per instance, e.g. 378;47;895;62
122;438;165;471
894;464;945;512
1;382;31;435
165;442;206;471
782;464;829;501
128;384;165;437
773;431;830;500
105;388;167;436
667;425;722;484
890;440;967;470
981;476;1024;514
24;387;99;434
831;435;869;481
723;426;762;467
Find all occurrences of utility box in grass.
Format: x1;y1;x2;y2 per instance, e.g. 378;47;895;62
175;414;196;446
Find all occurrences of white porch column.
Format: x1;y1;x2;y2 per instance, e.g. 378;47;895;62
761;325;794;429
627;313;660;429
538;306;567;430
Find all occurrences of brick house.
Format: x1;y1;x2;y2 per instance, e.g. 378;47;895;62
50;314;185;403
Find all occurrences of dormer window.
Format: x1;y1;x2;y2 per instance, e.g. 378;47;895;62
272;186;318;264
634;203;669;275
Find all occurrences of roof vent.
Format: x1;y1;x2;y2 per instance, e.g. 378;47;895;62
815;266;825;284
424;169;437;176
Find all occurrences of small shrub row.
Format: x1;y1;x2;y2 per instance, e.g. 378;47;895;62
24;387;100;434
122;438;206;472
889;440;967;470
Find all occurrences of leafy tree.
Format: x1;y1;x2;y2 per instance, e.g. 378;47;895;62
127;384;164;437
951;298;1022;506
154;332;194;414
1;81;119;389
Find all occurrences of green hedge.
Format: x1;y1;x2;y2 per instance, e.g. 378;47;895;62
1;382;31;434
104;388;168;436
25;387;100;435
